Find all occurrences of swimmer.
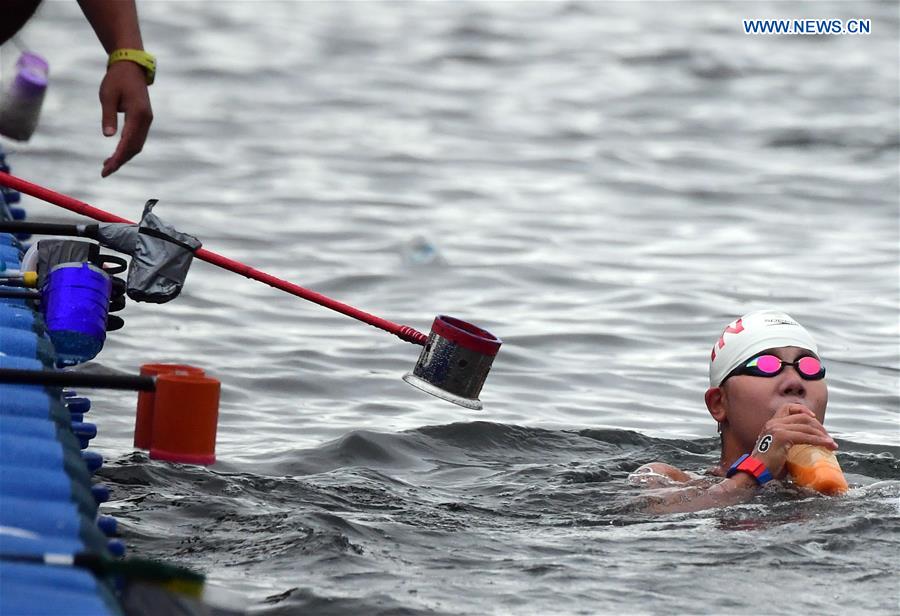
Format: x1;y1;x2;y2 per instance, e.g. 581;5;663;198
631;309;838;513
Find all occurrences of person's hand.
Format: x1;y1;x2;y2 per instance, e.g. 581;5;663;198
98;60;152;177
750;403;837;479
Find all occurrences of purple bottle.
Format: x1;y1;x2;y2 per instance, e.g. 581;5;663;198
0;52;49;141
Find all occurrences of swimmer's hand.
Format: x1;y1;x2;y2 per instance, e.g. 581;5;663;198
629;463;694;487
99;59;153;177
749;403;838;480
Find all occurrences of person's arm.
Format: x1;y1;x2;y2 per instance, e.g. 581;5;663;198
642;472;758;514
635;404;836;514
77;0;144;52
77;0;153;177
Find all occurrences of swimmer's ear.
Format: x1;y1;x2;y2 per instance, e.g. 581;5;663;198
705;387;727;424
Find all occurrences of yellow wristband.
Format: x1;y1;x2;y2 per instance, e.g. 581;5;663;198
108;49;156;85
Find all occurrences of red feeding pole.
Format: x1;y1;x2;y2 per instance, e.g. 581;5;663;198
0;171;427;346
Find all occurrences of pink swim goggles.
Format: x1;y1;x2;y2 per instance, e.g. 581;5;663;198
725;354;826;382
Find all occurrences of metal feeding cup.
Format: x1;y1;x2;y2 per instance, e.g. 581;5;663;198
403;315;501;409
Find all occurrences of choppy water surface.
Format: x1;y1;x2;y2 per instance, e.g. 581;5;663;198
5;1;899;614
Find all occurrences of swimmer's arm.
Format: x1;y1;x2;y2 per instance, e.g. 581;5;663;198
642;472;759;514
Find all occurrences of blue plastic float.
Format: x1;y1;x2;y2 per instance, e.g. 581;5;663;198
1;144;123;615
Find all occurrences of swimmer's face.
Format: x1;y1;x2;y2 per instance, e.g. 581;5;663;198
719;346;828;450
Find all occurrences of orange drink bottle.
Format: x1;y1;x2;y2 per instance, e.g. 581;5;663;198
786;444;848;495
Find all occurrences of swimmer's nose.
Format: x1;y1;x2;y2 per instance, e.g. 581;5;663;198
778;371;807;398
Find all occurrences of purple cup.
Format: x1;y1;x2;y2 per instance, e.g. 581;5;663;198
13;52;49;96
0;51;49;141
42;262;111;366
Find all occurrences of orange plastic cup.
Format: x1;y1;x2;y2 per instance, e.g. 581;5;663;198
148;372;220;466
134;364;204;449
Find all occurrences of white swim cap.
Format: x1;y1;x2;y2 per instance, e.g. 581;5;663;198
708;309;818;387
